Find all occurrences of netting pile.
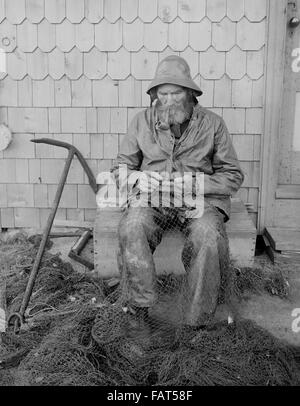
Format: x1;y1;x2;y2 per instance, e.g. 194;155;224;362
0;232;299;386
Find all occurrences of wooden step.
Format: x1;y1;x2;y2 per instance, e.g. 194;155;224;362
93;198;257;279
263;227;300;272
264;227;300;251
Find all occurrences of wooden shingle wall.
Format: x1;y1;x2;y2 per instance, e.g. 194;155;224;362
0;0;267;228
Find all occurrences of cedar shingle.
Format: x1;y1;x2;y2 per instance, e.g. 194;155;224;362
66;0;84;23
71;76;92;106
49;108;61;133
8;108;48;133
246;108;262;134
0;19;17;52
104;0;121;23
247;48;264;79
56;19;75;52
5;0;26;24
144;18;168;51
138;0;158;23
158;0;177;23
26;0;45;23
95;19;122;51
179;47;199;78
245;0;266;22
214;74;232;107
49;48;65;80
0;76;18;106
48;184;78;208
189;18;212;51
0;159;16;182
45;0;66;23
97;108;111;132
198;76;214;107
84;47;107;79
207;0;226;22
61;108;86;133
17;20;37;52
15;208;40;227
75;19;94;51
84;0;104;23
55;76;72;106
38;19;56;52
64;47;83;79
103;133;119;159
121;0;138;22
27;49;48;79
33;76;55;107
119;76;142;107
16;159;29;183
0;208;15;227
131;48;159;79
200;47;225;79
7;184;34;207
87;108;98;133
223;108;245;134
93;77;118;106
226;46;247;79
251;77;264;107
90;134;104;159
123;19;143;51
178;0;206;22
73;134;91;158
78;185;97;209
108;48;130;79
110;108;127;133
18;76;33;106
226;0;244;22
34;184;48;208
169;18;189;51
3;133;35;158
212;17;236;51
237;18;266;51
29;159;41;183
232;76;252;107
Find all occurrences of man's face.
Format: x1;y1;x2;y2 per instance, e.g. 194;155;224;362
157;84;187;106
155;84;194;127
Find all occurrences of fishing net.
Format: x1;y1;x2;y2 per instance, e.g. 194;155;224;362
0;231;299;387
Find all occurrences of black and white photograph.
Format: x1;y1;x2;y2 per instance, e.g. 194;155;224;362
0;0;299;394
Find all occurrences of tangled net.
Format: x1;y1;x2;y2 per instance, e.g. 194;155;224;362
0;232;299;386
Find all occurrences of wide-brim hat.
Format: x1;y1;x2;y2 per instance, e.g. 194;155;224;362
147;55;203;97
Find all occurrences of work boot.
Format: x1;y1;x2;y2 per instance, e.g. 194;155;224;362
126;306;152;345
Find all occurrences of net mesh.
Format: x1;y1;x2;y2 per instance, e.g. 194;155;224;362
0;230;299;387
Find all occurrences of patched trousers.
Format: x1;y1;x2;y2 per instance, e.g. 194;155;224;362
117;204;229;326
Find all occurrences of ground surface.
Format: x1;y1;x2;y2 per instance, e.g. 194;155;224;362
1;227;300;347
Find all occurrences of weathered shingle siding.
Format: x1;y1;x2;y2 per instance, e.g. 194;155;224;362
0;0;267;228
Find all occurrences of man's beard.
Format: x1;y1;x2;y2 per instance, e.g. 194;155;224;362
155;97;195;129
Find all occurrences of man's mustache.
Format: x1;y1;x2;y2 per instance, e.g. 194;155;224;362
156;100;194;127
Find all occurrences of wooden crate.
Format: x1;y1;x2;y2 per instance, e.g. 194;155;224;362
94;198;257;279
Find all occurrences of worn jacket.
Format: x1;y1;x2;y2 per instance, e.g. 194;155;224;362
110;103;244;220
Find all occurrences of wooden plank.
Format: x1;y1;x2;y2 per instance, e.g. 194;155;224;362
273;199;300;228
276;185;300;199
257;0;286;233
265;227;300;251
53;219;93;229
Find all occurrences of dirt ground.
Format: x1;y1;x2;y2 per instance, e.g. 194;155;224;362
1;227;300;347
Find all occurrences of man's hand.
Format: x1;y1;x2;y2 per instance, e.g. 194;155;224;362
136;170;163;194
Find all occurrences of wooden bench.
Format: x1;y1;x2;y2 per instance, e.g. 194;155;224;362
93;198;257;279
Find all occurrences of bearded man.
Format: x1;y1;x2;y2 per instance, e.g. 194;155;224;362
110;55;244;336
